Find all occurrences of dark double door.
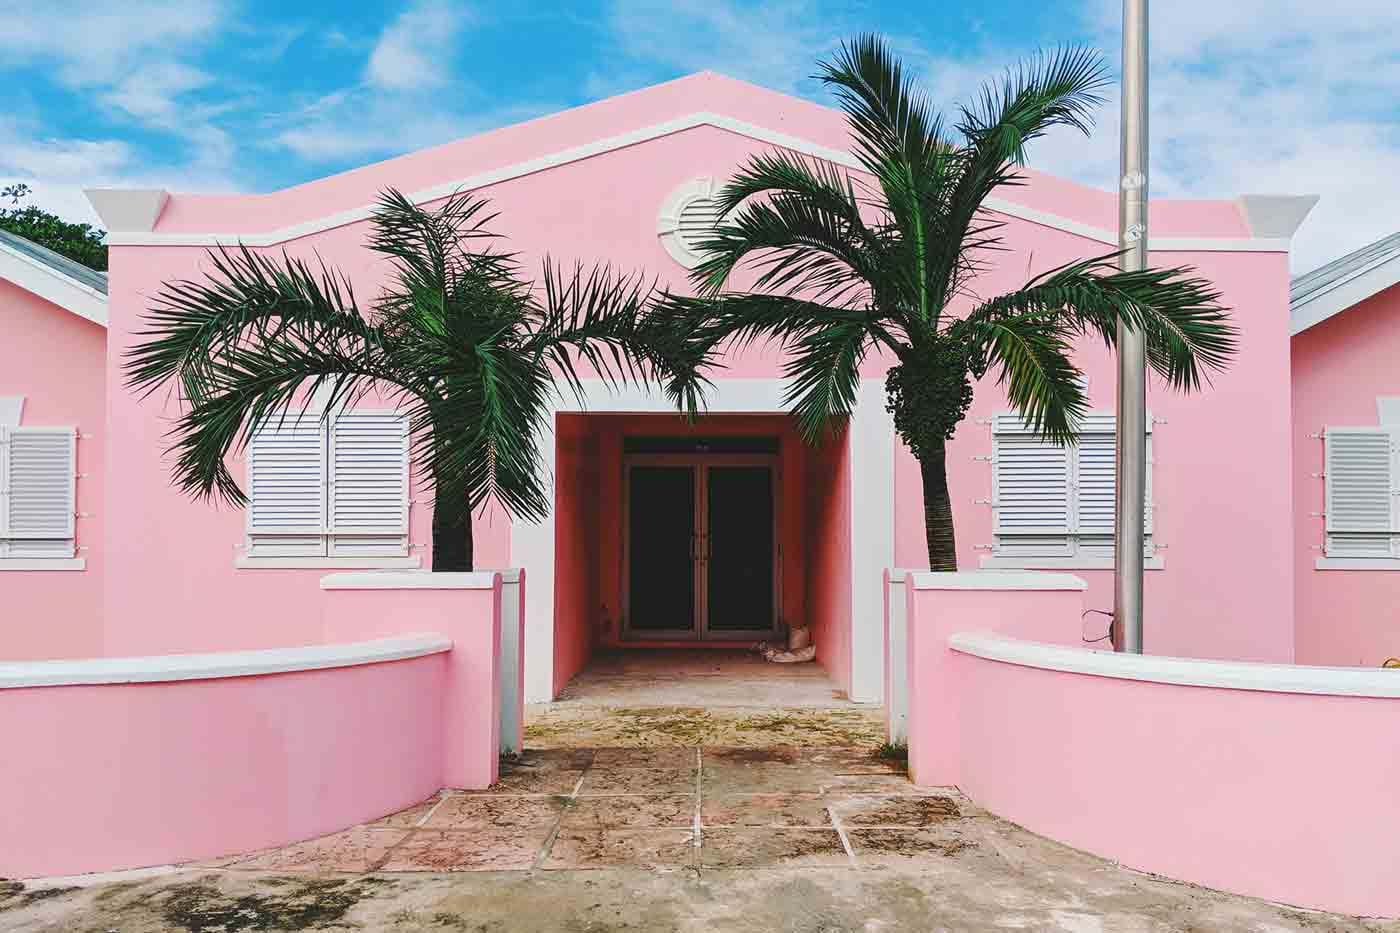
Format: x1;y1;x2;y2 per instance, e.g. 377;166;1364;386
624;454;779;639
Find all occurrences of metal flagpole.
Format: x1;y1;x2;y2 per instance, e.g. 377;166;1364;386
1113;0;1149;653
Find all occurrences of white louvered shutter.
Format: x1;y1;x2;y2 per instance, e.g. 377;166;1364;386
1075;430;1117;536
327;411;409;557
1325;427;1397;558
0;426;76;558
246;416;327;556
993;416;1072;555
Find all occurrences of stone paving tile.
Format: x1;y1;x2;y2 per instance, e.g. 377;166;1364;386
542;828;698;868
379;826;552;871
465;767;585;796
821;773;942;796
700;794;835;828
845;827;980;865
701;764;823;795
515;748;596;770
579;767;698;795
423;794;567;830
229;827;409;872
797;747;907;774
561;795;697;829
830;794;963;827
699;828;850;868
363;799;440;829
593;747;698;768
703;746;801;765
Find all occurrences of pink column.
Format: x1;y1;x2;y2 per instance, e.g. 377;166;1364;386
322;571;504;788
904;571;1085;785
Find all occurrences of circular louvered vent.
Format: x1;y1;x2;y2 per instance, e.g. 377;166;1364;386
657;177;724;268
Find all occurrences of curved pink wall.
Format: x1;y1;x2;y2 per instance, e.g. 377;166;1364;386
1291;284;1400;666
953;643;1400;918
0;651;447;878
0;279;105;660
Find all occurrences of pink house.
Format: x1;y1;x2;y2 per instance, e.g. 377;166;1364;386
6;73;1400;915
0;72;1347;691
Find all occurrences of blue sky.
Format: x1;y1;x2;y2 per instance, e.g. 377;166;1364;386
2;0;1397;272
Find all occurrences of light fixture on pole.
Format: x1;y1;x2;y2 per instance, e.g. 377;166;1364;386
1113;0;1149;654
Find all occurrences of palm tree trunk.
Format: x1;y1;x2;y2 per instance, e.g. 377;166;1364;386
919;440;958;571
431;490;473;572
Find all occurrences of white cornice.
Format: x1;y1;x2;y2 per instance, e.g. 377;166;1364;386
1291;248;1400;335
950;631;1400;698
99;113;1290;254
0;237;107;327
0;634;451;689
84;188;169;233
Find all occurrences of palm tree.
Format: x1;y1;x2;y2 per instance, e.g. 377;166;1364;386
669;35;1237;571
125;189;708;571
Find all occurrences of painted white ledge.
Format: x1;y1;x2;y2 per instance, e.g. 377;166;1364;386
0;558;86;571
905;570;1087;591
949;631;1400;699
980;556;1165;571
320;569;500;590
0;634;451;689
1315;557;1400;571
236;556;421;570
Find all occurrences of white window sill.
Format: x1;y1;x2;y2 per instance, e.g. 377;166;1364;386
0;558;86;571
235;556;422;570
980;556;1165;571
1315;558;1400;571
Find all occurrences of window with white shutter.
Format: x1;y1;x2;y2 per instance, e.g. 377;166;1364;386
991;412;1153;562
245;410;410;561
1324;427;1397;558
0;426;77;560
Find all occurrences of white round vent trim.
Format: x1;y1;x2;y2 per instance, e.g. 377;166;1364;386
657;176;726;269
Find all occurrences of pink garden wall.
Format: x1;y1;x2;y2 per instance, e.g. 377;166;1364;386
0;279;105;660
950;634;1400;918
1292;284;1400;666
0;638;450;878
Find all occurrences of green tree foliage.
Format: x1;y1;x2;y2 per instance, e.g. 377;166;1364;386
0;184;108;271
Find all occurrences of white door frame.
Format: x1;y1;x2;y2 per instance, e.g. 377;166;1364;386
512;378;892;703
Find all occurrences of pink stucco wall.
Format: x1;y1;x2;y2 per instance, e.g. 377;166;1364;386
903;575;1086;784
894;248;1297;664
93;71;1292;667
321;574;503;788
0;279;105;660
953;641;1400;918
805;424;852;693
0;649;448;878
554;414;601;693
1291;283;1400;666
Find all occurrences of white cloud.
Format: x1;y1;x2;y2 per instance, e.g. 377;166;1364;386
365;0;471;91
604;0;845;94
0;0;225;87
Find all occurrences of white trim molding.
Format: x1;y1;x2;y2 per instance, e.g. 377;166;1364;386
907;570;1088;591
84;188;169;234
320;570;500;590
0;237;107;327
1291;244;1400;335
237;556;422;570
1315;557;1400;571
980;555;1165;571
512;377;892;704
96;113;1292;255
0;558;86;571
0;634;451;689
949;631;1400;699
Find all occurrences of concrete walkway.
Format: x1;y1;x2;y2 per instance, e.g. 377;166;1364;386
527;649;887;747
4;746;1397;931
